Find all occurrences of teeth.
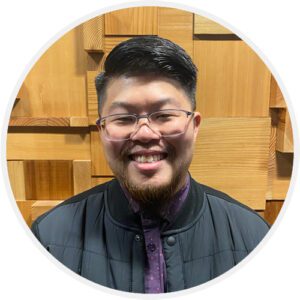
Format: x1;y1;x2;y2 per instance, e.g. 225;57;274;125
133;154;164;163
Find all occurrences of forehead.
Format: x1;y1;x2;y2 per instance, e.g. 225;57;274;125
101;75;191;114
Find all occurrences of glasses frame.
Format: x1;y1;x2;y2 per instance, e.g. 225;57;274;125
96;109;194;141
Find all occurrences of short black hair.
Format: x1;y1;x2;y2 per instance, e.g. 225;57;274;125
95;36;198;113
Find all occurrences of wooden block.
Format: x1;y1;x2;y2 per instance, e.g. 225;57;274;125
264;200;284;225
269;75;286;108
7;161;26;200
158;7;194;58
73;160;92;194
194;15;232;34
70;116;89;127
91;129;114;176
9;117;70;127
104;7;158;35
189;117;271;210
16;200;36;226
193;40;271;117
104;37;131;54
7;129;91;160
276;108;293;152
91;176;114;187
20;26;87;117
87;71;99;125
83;15;104;52
24;160;73;200
31;200;63;221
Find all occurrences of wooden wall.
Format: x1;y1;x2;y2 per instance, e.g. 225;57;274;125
6;7;293;227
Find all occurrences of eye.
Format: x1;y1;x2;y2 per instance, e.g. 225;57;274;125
111;115;136;125
153;111;178;121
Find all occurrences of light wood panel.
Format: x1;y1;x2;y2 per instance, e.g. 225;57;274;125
276;108;293;152
158;7;194;58
83;16;104;52
32;201;63;221
16;200;36;226
104;37;131;54
18;26;87;117
92;177;115;187
7;130;91;160
91;129;113;176
105;7;158;35
70;117;89;127
7;161;26;200
87;71;99;125
194;15;232;34
24;160;73;200
73;160;92;194
190;117;271;210
9;117;70;127
270;75;286;108
194;40;271;117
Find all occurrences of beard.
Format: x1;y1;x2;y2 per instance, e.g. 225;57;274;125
109;141;192;218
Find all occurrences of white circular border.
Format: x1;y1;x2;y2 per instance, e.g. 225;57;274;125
1;1;299;299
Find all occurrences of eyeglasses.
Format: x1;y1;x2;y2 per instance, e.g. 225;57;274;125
96;109;194;141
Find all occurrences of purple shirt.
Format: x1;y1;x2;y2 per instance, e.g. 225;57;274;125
123;176;190;293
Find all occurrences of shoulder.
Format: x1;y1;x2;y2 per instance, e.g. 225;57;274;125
190;178;270;248
31;179;114;244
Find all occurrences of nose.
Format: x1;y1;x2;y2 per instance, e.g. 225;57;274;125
130;119;161;142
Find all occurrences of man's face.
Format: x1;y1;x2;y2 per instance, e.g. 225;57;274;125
99;75;201;206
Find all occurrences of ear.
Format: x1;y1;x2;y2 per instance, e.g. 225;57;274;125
192;112;201;141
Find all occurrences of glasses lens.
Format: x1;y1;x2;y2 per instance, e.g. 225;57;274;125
103;114;137;140
150;110;189;137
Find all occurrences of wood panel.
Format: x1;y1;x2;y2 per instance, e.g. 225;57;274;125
73;160;92;194
7;161;26;200
92;176;115;187
7;130;91;160
83;15;104;52
105;7;158;35
87;71;99;125
264;200;284;225
9;117;70;127
158;7;194;58
190;117;271;210
194;15;232;34
16;200;36;226
104;37;131;54
91;129;113;176
31;201;63;221
24;160;73;200
194;40;271;117
276;108;293;152
270;75;286;108
17;26;87;117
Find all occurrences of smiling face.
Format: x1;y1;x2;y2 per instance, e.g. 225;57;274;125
98;75;201;210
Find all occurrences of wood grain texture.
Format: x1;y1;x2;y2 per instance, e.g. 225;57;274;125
104;37;131;54
7;160;26;200
9;117;70;127
7;130;91;160
87;71;99;125
24;160;73;200
31;200;63;221
194;40;271;117
70;116;89;127
91;129;114;176
276;108;293;152
92;176;115;187
269;75;286;108
17;26;87;117
158;7;194;58
83;15;104;52
104;7;158;35
189;117;271;210
73;160;92;194
264;200;284;225
194;15;232;34
16;200;36;226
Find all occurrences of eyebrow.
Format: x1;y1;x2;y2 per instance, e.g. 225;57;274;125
109;98;176;111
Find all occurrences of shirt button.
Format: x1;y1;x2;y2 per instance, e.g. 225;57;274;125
167;236;176;246
147;243;156;252
135;234;142;242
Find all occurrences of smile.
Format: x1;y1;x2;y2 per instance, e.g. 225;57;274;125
129;152;168;164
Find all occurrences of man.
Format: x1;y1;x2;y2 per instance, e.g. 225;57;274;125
31;36;269;293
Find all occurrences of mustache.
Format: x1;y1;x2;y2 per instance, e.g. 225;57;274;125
118;141;176;160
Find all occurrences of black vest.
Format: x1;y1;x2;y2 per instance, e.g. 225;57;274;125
31;177;269;293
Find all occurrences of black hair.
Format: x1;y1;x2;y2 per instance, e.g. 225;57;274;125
95;36;197;113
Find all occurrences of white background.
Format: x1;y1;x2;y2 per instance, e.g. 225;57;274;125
0;1;299;299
